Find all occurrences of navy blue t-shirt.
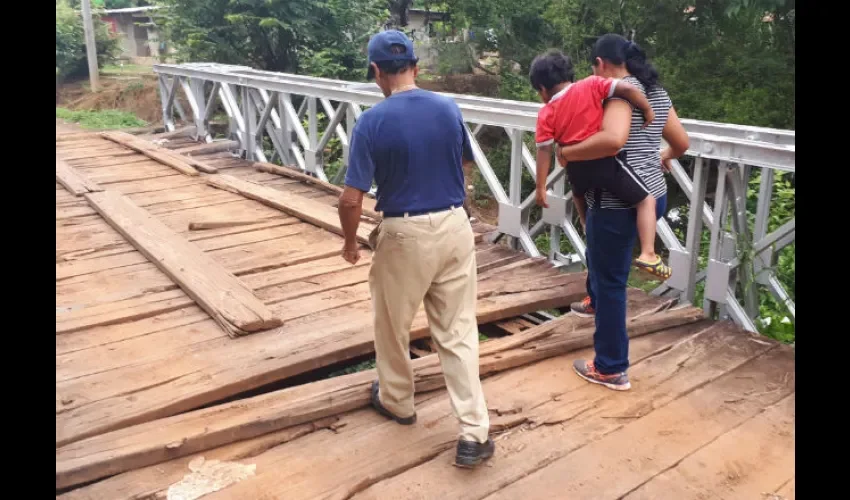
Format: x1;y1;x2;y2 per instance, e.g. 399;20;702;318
344;89;474;214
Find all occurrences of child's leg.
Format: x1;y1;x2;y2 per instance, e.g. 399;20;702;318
635;194;657;263
573;194;587;229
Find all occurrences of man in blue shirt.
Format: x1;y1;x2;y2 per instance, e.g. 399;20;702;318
337;30;494;468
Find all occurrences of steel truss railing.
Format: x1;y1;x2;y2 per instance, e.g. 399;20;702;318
154;62;795;333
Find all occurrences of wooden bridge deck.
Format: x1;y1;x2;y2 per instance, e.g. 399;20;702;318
55;129;795;499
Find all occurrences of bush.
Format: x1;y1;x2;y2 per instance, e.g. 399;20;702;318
56;0;121;83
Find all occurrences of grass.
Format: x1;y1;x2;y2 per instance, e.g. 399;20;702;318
101;63;154;76
56;107;147;130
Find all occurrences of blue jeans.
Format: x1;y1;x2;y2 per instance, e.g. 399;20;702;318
584;193;666;374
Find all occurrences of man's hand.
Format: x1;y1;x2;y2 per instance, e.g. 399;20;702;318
536;187;549;208
341;242;360;265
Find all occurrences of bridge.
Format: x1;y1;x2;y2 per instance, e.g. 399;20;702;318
55;63;795;499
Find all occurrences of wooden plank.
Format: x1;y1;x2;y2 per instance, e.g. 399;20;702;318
56;417;339;500
357;322;781;500
55;276;585;447
56;298;682;499
206;174;374;245
100;131;204;175
622;394;795;500
55;300;698;489
83;190;281;337
254;162;383;221
56;159;102;196
486;348;794;500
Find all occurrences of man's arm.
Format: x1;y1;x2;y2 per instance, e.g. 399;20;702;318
557;99;632;164
610;80;654;127
338;187;365;260
338;128;375;264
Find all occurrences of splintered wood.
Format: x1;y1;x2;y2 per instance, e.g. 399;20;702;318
55;304;704;490
83;190;281;337
56;158;102;196
206;174;375;245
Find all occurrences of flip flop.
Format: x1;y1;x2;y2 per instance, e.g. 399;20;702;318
634;256;672;280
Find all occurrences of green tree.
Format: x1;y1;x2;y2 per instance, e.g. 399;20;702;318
156;0;386;80
56;0;121;82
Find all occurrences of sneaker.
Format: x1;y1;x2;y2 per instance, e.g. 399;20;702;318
570;296;595;317
454;437;496;468
370;380;417;425
573;359;631;391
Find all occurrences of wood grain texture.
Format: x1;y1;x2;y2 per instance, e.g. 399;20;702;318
83;190;281;337
56;159;103;196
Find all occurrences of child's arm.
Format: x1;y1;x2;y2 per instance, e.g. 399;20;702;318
534;104;556;208
610;80;655;127
535;144;552;208
572;194;587;229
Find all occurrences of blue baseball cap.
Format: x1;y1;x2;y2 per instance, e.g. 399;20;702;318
366;30;418;80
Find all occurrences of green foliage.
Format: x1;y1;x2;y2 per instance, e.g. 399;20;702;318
56;0;121;82
56;107;147;129
156;0;386;79
450;0;794;130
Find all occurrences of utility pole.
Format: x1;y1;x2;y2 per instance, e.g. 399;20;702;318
80;0;100;92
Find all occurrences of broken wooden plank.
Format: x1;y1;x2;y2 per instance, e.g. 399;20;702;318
83;190;281;337
177;140;240;156
188;219;266;231
56;159;103;196
99;131;215;175
206;174;374;245
54;306;702;489
254;162;383;222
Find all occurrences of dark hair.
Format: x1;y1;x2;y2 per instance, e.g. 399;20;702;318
375;43;418;75
591;34;659;92
529;50;575;92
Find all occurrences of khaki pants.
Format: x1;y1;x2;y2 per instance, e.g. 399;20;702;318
369;207;489;443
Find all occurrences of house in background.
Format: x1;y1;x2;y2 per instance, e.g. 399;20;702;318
99;5;164;63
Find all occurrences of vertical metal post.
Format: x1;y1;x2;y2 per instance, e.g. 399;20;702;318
753;168;775;285
683;158;708;304
80;0;99;92
242;86;255;161
189;80;208;140
703;162;728;316
306;97;319;174
157;75;175;131
508;129;523;250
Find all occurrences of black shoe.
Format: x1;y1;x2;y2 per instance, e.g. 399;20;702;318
454;437;495;468
370;380;416;425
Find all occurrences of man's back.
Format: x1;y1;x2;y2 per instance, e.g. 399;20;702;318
345;89;471;214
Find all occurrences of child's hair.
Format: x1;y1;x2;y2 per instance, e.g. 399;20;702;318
591;34;659;92
529;50;575;92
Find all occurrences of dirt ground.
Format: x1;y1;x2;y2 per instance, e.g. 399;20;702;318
56;76;162;124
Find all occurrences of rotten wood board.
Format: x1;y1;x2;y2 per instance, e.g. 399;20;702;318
354;323;786;500
83;190;281;337
56;276;585;447
55;295;694;489
56;159;103;196
57;304;689;499
206;174;375;246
